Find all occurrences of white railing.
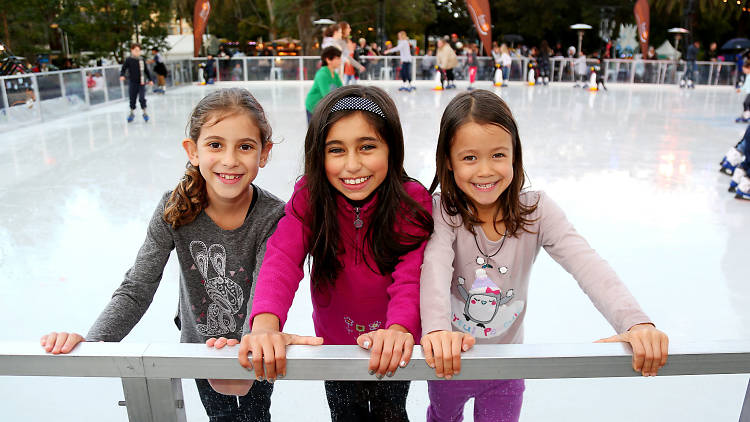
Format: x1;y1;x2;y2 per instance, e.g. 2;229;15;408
0;57;738;132
1;341;750;422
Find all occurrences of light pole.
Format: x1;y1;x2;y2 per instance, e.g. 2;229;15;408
668;27;689;59
50;23;69;58
570;23;592;56
129;0;140;43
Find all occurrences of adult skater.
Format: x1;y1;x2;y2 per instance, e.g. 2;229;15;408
538;40;552;85
736;62;750;123
119;43;153;123
437;38;458;89
724;125;750;200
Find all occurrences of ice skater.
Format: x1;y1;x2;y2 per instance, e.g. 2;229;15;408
736;62;750;123
119;43;153;122
304;46;343;123
384;30;415;91
39;88;321;420
724;125;750;199
437;37;458;89
420;90;669;422
150;47;167;94
235;86;433;420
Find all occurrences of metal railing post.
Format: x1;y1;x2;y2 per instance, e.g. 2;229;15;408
740;378;750;422
299;57;304;81
30;74;42;122
81;70;90;106
0;77;9;112
147;378;187;422
101;68;109;103
243;58;248;81
59;73;66;98
121;378;154;422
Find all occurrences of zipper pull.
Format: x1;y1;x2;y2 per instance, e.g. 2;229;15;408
354;207;363;229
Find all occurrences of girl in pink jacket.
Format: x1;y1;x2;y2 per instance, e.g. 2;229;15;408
238;85;433;420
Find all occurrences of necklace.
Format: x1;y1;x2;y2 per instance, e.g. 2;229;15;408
473;227;507;259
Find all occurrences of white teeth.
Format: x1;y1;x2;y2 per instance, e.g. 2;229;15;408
474;182;496;189
220;174;240;180
343;176;370;185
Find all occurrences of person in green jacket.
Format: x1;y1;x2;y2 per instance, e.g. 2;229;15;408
306;46;343;123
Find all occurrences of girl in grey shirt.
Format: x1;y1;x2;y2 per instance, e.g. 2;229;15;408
39;88;304;421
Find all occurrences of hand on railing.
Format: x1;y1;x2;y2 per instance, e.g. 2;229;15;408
595;323;669;377
205;337;251;396
238;313;324;382
420;330;475;380
40;331;85;354
356;324;414;379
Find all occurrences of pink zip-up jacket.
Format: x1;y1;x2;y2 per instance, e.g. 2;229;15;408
249;178;432;344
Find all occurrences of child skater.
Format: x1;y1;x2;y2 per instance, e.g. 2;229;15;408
384;30;415;92
119;43;153;123
419;90;669;422
306;46;343;124
39;88;320;421
229;85;434;420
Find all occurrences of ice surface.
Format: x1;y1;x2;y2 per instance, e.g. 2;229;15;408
1;80;748;421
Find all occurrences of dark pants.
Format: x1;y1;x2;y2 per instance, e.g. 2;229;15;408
400;62;412;83
324;380;410;422
738;125;750;172
128;83;146;111
743;94;750;112
195;379;273;422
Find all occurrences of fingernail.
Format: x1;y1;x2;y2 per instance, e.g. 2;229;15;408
257;376;264;381
429;363;435;369
376;373;384;380
437;373;443;378
386;371;393;377
446;375;452;380
279;373;285;379
400;361;406;367
268;378;275;384
363;340;370;349
462;344;469;351
369;369;375;375
454;371;460;376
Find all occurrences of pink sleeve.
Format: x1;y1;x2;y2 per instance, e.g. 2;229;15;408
249;182;310;331
538;191;652;333
385;182;433;340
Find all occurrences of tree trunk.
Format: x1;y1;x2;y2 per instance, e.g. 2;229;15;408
266;0;276;41
296;0;314;55
1;11;10;50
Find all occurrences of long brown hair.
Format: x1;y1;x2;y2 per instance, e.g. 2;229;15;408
429;90;537;236
163;88;272;229
302;85;433;291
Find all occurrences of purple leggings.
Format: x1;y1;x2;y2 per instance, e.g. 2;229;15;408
427;379;524;422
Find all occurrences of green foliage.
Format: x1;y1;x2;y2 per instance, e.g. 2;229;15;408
0;0;170;64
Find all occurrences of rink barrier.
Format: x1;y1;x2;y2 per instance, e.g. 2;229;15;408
0;57;738;132
1;341;750;422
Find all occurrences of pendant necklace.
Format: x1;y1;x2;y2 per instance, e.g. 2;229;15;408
474;227;509;275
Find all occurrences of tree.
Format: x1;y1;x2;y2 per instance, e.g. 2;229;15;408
59;0;171;62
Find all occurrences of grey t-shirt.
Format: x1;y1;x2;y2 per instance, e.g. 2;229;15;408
87;186;285;344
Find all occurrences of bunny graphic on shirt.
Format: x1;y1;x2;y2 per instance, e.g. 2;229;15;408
190;241;244;336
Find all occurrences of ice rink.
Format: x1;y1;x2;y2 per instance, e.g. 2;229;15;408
1;80;749;421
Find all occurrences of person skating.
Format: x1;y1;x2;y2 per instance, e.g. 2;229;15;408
119;43;153;122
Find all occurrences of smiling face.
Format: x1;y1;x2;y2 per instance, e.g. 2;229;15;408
449;122;513;214
324;112;389;202
183;112;271;205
